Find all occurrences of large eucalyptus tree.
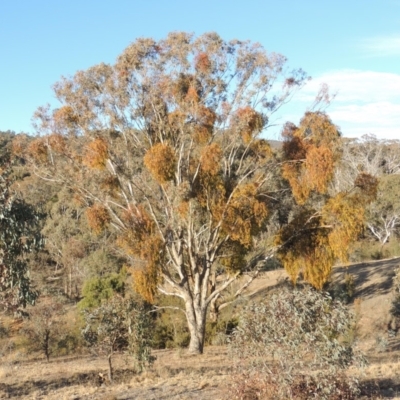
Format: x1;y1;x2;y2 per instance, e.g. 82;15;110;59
25;32;375;353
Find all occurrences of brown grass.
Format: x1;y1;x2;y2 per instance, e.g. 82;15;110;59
2;258;400;399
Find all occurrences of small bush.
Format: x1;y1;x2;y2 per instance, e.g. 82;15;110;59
81;295;155;380
228;286;364;400
78;270;126;310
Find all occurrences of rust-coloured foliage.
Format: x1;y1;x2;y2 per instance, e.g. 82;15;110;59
118;206;164;303
193;105;217;144
222;183;268;248
130;235;163;303
305;145;334;194
144;143;176;183
86;204;111;234
28;139;48;164
31;31;360;354
298;111;341;146
323;194;366;264
200;143;222;176
53;105;78;127
250;139;272;160
186;85;200;104
276;182;375;289
168;110;186;137
234;107;264;143
11;135;29;157
48;133;66;153
282;112;340;204
83;138;108;170
171;73;199;105
177;200;189;218
194;52;211;73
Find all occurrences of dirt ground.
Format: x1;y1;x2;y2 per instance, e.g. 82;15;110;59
2;257;400;399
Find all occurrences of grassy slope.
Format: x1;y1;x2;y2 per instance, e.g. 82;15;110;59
1;258;400;399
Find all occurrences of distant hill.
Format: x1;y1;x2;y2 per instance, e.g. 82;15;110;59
268;139;282;149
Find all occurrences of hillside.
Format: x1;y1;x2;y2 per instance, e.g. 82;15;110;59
1;258;400;399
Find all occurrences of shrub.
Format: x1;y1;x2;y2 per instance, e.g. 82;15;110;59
228;286;364;400
78;269;126;310
22;300;64;362
81;295;155;381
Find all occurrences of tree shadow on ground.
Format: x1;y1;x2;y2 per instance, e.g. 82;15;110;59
333;257;400;299
0;368;135;398
361;377;400;398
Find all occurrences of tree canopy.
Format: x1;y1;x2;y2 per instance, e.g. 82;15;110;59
22;32;376;353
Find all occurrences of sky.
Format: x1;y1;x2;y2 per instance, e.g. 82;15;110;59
0;0;399;140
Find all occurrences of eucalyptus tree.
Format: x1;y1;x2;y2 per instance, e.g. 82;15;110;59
0;161;41;313
24;32;376;353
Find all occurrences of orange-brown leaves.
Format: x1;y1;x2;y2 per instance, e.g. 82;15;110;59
186;85;200;103
168;110;186;134
222;183;268;248
235;107;263;143
144;143;176;183
282;112;340;204
282;164;310;204
117;205;163;303
277;189;368;289
193;105;216;143
48;133;66;153
305;145;334;194
298;111;341;145
28;138;48;164
131;235;163;303
53;106;78;127
194;52;211;73
275;210;333;289
83;138;108;170
200;143;222;175
250;139;272;160
322;194;365;264
172;73;200;104
282;132;307;161
177;200;189;218
86;204;111;234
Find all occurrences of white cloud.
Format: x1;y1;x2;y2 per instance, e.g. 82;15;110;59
287;70;400;140
299;70;400;103
360;35;400;57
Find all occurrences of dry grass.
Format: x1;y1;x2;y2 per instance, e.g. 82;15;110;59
2;257;400;399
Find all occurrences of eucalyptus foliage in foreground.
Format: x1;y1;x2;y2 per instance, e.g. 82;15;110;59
229;286;364;400
0;163;41;313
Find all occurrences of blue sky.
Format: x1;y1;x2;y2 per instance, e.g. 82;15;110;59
1;0;399;139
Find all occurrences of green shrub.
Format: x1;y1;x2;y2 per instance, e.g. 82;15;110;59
78;269;126;310
229;286;364;400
